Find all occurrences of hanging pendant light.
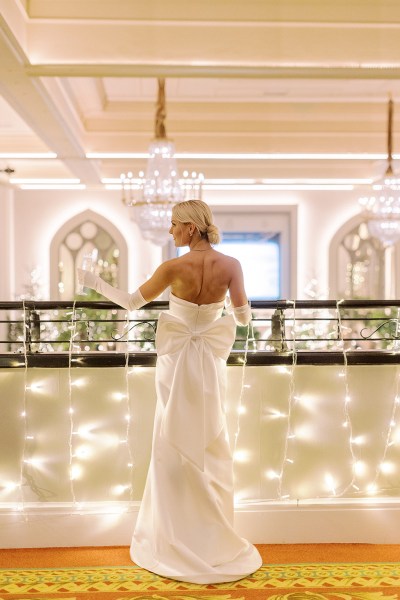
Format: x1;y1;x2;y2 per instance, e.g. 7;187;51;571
359;95;400;246
120;79;203;246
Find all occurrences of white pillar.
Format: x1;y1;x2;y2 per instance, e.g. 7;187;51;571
0;185;14;300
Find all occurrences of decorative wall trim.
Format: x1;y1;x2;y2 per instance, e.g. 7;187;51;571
1;500;399;548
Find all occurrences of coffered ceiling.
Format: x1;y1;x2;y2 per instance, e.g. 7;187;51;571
1;0;400;190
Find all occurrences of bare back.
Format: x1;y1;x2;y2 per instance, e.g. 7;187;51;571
168;249;246;306
139;247;248;308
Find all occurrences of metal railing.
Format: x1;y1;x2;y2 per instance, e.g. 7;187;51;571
1;299;400;366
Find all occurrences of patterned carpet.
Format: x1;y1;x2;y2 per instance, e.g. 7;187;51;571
1;562;400;600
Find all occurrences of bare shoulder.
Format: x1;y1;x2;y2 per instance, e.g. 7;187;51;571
157;256;182;271
155;255;193;278
213;249;242;270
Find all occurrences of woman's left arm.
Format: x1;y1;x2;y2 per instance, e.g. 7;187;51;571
77;260;175;310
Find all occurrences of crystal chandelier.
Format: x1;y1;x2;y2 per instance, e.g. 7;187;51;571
359;96;400;246
0;166;15;176
120;79;203;246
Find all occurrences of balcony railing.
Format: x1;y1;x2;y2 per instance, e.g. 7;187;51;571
1;299;400;366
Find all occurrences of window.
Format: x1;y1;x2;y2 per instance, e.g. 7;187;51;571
178;232;281;299
50;210;128;299
329;215;391;298
168;206;296;299
217;232;280;300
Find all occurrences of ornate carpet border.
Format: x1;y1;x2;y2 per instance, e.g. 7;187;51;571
0;562;400;594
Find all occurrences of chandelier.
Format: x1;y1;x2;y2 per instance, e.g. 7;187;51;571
120;79;203;246
359;96;400;246
0;167;15;176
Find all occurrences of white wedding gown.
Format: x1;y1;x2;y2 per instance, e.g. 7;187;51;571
130;293;262;584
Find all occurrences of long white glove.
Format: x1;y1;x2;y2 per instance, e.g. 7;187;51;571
225;296;252;325
233;303;252;325
77;269;147;311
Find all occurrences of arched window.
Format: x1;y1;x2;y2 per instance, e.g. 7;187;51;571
329;214;393;299
50;210;128;299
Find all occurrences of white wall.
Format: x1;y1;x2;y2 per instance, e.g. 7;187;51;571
11;188;162;299
1;185;363;300
0;186;15;299
1;362;400;547
203;187;361;297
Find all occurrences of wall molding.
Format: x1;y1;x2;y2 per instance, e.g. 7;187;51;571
1;500;399;548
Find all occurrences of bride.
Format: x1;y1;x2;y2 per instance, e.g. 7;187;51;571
78;199;262;584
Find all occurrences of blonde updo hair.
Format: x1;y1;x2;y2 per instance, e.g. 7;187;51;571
172;200;221;245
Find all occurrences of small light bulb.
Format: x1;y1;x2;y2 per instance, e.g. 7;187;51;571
354;460;366;476
70;465;82;480
75;445;91;459
266;470;281;480
233;450;250;463
3;481;19;491
112;484;130;496
380;461;395;474
325;473;336;494
351;435;364;446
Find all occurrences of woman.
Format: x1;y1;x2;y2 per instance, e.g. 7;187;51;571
78;200;262;583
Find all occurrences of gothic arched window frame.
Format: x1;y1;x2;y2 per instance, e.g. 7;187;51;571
49;209;128;300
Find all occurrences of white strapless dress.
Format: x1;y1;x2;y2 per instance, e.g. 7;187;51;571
130;293;262;583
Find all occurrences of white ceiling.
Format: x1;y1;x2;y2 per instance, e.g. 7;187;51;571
1;0;400;189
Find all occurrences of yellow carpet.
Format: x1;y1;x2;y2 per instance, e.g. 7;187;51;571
0;545;400;600
1;544;400;568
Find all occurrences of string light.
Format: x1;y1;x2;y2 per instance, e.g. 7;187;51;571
19;301;29;511
276;300;297;500
68;302;79;503
370;363;400;490
325;473;337;495
233;318;251;466
233;449;251;463
5;300;400;517
124;310;135;502
336;300;358;496
354;460;367;477
266;470;281;480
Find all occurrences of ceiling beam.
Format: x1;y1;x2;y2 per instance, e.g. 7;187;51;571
25;65;400;80
0;22;102;183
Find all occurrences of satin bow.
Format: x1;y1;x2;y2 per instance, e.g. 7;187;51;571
156;312;236;470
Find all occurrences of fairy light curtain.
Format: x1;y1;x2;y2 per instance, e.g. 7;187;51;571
2;304;400;511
